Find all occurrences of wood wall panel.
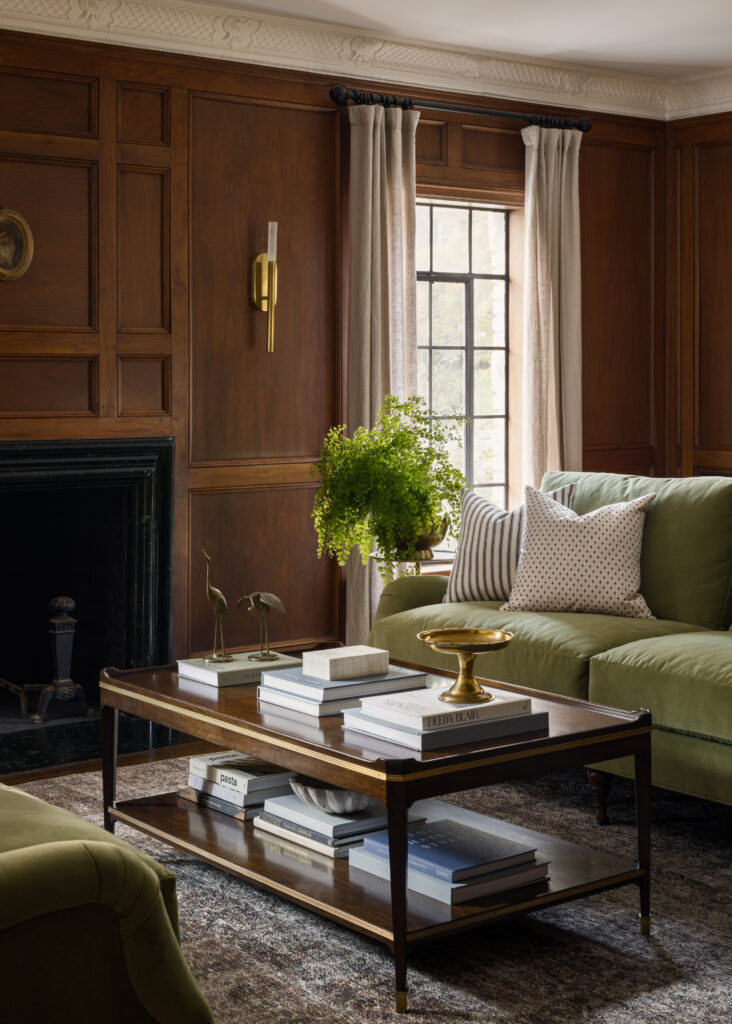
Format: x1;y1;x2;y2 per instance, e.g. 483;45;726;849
118;83;170;146
695;142;732;450
0;155;95;330
188;486;337;655
189;94;337;465
117;166;169;332
415;120;447;165
0;356;97;415
0;67;97;138
460;124;524;172
118;355;171;415
580;141;657;453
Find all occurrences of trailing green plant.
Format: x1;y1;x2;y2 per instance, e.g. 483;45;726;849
311;394;466;581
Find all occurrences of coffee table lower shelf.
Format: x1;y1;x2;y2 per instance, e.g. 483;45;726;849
109;792;643;948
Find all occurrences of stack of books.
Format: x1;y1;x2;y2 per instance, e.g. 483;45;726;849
177;651;302;689
256;644;428;717
349;818;550;903
177;750;295;820
342;686;550;750
252;792;425;859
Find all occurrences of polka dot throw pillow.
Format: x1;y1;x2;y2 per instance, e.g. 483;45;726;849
501;486;656;618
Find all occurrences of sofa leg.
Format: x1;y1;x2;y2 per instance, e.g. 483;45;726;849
587;769;612;825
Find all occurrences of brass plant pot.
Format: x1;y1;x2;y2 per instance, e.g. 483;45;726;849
395;516;448;562
417;627;513;703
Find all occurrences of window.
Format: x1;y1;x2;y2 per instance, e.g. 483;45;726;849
416;200;510;511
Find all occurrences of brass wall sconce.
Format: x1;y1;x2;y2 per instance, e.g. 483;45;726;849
251;221;278;353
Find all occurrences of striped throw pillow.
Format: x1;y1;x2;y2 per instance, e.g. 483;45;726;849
444;484;576;603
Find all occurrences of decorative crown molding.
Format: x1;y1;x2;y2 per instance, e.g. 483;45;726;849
1;0;731;121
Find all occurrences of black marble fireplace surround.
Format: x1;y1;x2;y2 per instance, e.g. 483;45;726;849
0;438;177;774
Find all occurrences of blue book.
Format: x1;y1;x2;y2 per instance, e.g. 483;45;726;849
363;818;537;881
259;664;428;701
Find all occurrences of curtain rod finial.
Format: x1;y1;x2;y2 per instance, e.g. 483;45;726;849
578;117;592;133
330;84;349;106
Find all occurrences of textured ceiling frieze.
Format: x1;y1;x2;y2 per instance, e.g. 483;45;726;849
1;0;731;120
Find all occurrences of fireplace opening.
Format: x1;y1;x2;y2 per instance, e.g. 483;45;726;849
0;438;179;775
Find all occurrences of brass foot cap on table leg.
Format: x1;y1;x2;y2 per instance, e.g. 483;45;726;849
395;990;408;1013
639;914;651;936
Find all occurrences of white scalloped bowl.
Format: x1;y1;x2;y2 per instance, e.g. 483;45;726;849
289;776;369;815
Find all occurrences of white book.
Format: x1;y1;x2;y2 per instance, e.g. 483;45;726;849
177;651;302;687
188;750;294;794
342;708;549;751
252;815;357;859
360;686;531;730
259;664;427;701
263;792;424;839
301;645;389;680
186;773;293;806
348;846;550;904
257;686;362;717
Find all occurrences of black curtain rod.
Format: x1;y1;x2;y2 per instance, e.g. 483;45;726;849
330;84;591;133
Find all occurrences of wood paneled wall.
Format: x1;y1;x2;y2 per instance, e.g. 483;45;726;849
666;112;732;477
1;29;724;658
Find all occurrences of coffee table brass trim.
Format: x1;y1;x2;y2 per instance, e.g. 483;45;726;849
109;806;394;941
639;914;651;935
395;991;408;1014
417;628;513;703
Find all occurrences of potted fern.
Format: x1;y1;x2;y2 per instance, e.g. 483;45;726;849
311;394;465;581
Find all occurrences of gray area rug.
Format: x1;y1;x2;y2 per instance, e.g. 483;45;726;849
20;760;731;1024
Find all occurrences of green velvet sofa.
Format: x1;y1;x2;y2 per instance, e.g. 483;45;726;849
0;782;213;1024
371;471;732;810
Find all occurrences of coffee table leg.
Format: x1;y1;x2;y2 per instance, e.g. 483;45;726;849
102;703;118;833
386;784;409;1013
634;742;651;935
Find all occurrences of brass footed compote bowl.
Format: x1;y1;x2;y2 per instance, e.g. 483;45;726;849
417;627;513;703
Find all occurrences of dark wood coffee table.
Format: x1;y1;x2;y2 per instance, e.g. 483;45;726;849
100;663;651;1013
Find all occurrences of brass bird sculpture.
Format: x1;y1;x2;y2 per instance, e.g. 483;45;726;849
236;591;285;662
202;549;233;663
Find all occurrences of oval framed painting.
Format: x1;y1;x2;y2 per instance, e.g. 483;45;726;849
0;208;34;281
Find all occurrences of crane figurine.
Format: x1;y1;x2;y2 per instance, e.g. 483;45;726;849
202;549;233;663
236;591;285;662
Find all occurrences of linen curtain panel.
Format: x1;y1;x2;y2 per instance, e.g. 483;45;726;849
521;125;583;487
345;104;420;644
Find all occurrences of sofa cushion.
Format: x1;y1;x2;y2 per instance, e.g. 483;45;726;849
542;470;732;630
0;783;180;937
371;600;705;700
589;632;732;745
502;487;655;618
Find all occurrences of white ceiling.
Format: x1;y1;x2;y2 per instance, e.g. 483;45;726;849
195;0;732;78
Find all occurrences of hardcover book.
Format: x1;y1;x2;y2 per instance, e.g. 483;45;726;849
259;664;427;702
186;773;293;806
257;810;371;847
342;708;549;751
359;687;531;730
256;686;363;717
301;645;389;680
252;815;360;859
177;787;261;821
177;651;302;687
188;751;294;794
362;818;537;881
262;792;424;839
348;846;550;904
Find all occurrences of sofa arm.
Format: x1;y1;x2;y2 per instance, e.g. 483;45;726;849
0;840;213;1024
373;574;448;626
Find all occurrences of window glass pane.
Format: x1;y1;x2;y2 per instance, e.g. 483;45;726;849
472;484;507;510
417;280;430;344
441;418;465;477
474;279;506;347
474;350;506;416
432;350;465;415
432;282;464;347
416;204;431;272
472;210;505;274
474;419;505;484
417;347;430;401
433;206;469;272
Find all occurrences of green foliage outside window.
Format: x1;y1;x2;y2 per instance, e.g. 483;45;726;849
311;394;466;581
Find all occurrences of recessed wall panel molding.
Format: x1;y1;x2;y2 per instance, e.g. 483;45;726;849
0;154;96;331
416;120;447;166
0;356;97;416
188;485;337;654
460;124;524;172
694;142;732;451
0;66;97;138
118;355;171;416
118;82;170;146
117;165;170;332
